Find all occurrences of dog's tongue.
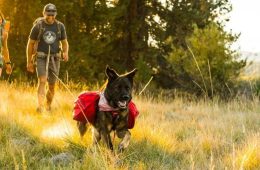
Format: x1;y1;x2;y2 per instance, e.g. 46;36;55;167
118;101;127;108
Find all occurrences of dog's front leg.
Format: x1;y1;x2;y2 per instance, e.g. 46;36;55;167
100;129;113;150
95;112;113;150
117;130;131;152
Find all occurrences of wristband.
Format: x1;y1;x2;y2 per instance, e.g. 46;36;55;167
5;61;11;65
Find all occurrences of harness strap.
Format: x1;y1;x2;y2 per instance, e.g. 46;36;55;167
46;45;51;78
42;46;58;79
0;24;3;51
51;56;58;74
112;111;119;118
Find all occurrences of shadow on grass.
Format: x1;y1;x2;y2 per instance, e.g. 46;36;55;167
120;139;184;169
0;115;82;169
65;137;185;169
0;114;186;169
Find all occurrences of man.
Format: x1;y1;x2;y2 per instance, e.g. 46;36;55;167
0;11;12;77
26;3;69;113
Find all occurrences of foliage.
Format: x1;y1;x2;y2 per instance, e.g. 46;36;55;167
166;24;246;97
0;0;246;97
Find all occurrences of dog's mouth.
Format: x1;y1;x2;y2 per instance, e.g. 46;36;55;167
117;100;127;109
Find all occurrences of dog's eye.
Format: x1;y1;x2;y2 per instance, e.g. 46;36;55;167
125;86;130;90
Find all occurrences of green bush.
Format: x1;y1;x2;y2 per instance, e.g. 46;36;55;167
167;24;246;97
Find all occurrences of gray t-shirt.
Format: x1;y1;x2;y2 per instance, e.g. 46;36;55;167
29;20;67;54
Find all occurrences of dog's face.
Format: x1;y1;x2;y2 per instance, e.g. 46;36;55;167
104;66;137;109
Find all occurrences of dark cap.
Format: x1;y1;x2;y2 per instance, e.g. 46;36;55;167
43;3;57;15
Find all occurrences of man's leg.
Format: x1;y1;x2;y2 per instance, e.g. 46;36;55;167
46;82;55;111
46;56;60;111
37;76;47;113
36;56;48;113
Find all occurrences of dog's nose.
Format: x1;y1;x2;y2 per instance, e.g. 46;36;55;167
121;95;130;101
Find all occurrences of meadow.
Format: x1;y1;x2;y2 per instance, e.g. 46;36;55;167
0;82;259;169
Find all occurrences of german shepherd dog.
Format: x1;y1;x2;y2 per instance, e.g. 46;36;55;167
77;66;137;151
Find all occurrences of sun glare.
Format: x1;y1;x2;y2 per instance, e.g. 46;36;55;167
41;122;74;139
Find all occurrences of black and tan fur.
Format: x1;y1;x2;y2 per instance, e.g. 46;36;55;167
77;66;137;151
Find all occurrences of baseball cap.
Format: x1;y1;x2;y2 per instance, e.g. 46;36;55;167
43;3;57;16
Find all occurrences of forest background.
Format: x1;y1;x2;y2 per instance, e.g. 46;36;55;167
1;0;257;98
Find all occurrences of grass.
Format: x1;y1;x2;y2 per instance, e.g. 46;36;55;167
0;82;259;169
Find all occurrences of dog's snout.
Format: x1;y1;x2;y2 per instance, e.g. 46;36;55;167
121;95;130;101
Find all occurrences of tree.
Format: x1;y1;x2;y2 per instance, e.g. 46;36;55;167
0;0;246;97
167;24;246;97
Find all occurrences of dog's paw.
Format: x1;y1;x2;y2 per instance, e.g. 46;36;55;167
118;144;125;153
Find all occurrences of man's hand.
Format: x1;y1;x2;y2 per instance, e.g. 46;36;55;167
62;52;69;62
5;63;12;75
27;62;34;73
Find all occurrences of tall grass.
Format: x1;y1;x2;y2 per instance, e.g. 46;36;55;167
0;82;259;169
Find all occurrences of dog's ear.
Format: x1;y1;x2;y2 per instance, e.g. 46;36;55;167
106;66;119;81
126;68;137;84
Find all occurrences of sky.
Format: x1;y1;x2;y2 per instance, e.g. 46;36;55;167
225;0;260;53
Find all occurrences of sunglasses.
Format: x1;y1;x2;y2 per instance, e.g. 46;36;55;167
47;14;55;16
46;10;56;12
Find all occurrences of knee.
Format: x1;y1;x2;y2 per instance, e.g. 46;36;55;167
38;82;46;89
38;77;47;85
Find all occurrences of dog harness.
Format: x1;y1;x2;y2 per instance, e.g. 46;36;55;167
73;92;139;129
98;92;121;119
98;92;120;112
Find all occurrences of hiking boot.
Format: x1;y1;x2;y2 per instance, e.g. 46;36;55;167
36;107;44;113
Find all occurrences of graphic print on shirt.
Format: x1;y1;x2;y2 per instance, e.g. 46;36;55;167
43;31;56;44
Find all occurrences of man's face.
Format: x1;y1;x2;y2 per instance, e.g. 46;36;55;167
44;13;56;24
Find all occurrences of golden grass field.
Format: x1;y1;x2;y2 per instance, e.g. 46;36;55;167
0;82;259;169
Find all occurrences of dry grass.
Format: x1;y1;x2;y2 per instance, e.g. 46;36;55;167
0;82;259;169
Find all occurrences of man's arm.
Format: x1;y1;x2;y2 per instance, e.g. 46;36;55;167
26;39;36;72
61;39;69;62
2;31;12;74
2;32;10;62
26;39;36;63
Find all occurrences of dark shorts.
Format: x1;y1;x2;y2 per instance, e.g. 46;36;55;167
36;53;60;84
0;56;3;68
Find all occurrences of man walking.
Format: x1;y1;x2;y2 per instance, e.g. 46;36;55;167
27;3;69;112
0;11;12;78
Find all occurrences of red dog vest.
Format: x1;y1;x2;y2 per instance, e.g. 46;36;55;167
73;92;139;129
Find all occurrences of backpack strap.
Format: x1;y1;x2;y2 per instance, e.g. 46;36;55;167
32;18;44;60
33;19;63;55
35;18;62;41
36;19;45;42
55;20;63;53
55;20;62;40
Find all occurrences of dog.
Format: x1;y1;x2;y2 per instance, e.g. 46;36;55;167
76;66;137;151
